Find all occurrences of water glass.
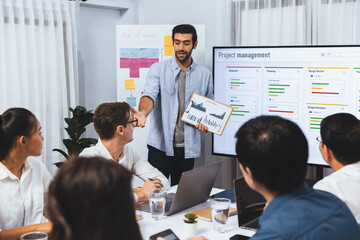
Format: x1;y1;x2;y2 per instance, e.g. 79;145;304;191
210;198;231;233
20;232;48;240
148;189;166;220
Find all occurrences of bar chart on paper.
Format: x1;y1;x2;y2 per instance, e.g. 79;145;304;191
181;93;233;135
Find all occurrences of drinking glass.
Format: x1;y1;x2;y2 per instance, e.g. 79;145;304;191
20;232;48;240
148;189;166;220
210;198;231;233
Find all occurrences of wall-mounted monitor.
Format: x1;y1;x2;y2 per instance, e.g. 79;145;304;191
213;45;360;166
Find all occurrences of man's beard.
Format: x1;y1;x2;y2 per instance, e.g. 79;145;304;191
175;48;193;63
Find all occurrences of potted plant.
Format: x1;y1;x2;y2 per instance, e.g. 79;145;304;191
183;212;198;238
53;106;97;167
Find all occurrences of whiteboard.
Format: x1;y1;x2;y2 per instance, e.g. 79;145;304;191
116;25;205;160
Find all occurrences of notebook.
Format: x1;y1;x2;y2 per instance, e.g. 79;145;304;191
137;162;222;216
192;206;237;222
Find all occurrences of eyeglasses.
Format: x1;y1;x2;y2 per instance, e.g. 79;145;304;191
316;136;321;142
120;118;138;126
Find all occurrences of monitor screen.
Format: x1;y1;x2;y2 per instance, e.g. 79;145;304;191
213;45;360;166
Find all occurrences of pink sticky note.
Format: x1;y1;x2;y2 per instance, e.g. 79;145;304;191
130;67;140;78
120;58;129;68
140;58;150;68
149;58;159;66
130;58;140;68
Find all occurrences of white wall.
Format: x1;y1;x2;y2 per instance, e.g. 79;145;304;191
78;3;136;137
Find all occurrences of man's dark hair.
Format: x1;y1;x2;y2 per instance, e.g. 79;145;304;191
236;116;308;194
172;24;197;44
320;113;360;165
93;102;131;140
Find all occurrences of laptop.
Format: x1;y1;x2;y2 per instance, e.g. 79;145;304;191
137;162;221;216
233;177;266;231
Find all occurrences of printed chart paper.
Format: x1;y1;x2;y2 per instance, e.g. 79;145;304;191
181;93;233;135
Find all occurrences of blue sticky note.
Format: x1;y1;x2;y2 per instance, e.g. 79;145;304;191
149;48;159;58
140;48;150;58
129;48;140;58
120;48;130;58
126;97;137;107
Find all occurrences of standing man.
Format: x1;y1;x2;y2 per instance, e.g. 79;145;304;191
135;24;213;186
314;113;360;225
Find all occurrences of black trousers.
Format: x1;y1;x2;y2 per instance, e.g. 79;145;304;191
147;145;194;186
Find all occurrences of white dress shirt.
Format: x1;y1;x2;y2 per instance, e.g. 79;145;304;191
80;140;170;201
314;161;360;225
0;157;52;230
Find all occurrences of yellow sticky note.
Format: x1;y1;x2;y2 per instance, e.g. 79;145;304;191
164;46;174;56
164;36;173;46
125;79;135;90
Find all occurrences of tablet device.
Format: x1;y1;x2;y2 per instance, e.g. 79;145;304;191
149;229;180;240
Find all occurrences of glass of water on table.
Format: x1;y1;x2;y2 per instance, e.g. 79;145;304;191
148;189;166;220
210;198;231;233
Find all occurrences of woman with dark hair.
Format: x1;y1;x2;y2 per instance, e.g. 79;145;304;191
48;156;143;240
0;108;52;239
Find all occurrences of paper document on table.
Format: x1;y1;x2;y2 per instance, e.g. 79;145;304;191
181;93;233;135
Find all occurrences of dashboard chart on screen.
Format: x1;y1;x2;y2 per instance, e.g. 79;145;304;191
213;46;360;166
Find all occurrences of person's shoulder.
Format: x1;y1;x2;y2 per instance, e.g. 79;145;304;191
27;157;46;169
79;145;99;157
192;62;211;74
26;157;51;177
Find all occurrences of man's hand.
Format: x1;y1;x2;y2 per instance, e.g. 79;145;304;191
135;177;164;202
131;107;147;128
195;123;208;133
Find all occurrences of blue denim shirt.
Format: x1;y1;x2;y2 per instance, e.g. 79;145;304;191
142;56;213;158
251;184;360;240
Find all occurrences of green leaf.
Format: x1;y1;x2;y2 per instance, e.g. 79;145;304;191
52;148;69;159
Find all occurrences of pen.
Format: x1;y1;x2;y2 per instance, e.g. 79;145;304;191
149;178;154;181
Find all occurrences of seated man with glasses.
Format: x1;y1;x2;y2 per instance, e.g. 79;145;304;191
80;102;169;202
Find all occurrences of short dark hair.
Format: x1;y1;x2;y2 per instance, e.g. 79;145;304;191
0;108;37;160
172;24;198;44
236;116;308;194
320;113;360;165
93;102;131;140
48;156;142;240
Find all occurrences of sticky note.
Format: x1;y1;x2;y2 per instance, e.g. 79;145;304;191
120;58;130;68
149;48;159;58
129;48;140;58
129;58;140;68
149;58;159;66
124;79;135;90
130;68;140;78
140;48;150;58
120;48;130;58
126;97;136;107
140;58;150;68
164;46;174;56
164;36;173;46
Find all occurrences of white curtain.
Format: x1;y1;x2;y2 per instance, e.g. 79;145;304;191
231;0;311;46
0;0;79;174
312;0;360;45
